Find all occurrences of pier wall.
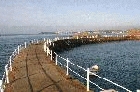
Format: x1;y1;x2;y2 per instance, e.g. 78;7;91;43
1;35;139;92
46;36;135;92
49;36;130;52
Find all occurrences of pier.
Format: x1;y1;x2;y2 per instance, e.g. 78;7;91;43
3;42;89;92
1;36;139;92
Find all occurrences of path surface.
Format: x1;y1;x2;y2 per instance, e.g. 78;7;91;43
5;43;90;92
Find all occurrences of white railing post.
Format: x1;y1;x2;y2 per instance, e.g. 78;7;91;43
50;39;51;44
46;39;48;44
20;45;21;50
44;42;46;52
50;41;52;46
87;68;90;91
32;40;34;44
47;47;49;56
44;38;46;41
37;39;38;43
5;65;9;84
24;42;27;48
66;58;69;75
9;56;12;71
18;45;20;54
0;80;3;92
55;54;58;65
77;36;79;39
54;37;57;41
14;49;17;55
48;39;50;45
51;50;53;61
53;43;55;47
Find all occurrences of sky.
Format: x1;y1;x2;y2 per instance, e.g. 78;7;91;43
0;0;140;34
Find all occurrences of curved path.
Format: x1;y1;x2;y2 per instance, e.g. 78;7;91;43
5;43;89;92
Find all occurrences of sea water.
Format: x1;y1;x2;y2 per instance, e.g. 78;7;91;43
58;41;140;92
0;34;60;78
0;35;140;91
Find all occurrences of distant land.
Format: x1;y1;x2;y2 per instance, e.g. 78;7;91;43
38;32;57;34
0;26;140;34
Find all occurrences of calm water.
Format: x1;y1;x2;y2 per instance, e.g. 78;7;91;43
58;41;140;92
0;34;60;78
0;35;140;91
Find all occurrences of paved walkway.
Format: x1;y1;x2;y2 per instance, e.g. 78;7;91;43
5;43;89;92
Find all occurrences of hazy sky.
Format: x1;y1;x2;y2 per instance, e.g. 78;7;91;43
0;0;140;33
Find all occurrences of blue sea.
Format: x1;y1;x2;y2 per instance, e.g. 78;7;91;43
58;41;140;92
0;34;140;92
0;34;59;78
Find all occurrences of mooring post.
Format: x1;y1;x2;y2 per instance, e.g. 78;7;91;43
5;65;9;83
9;56;12;71
87;68;90;91
66;58;69;75
51;50;53;61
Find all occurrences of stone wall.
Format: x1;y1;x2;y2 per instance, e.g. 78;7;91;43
49;36;130;53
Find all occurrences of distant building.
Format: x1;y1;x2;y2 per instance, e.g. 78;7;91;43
127;29;140;39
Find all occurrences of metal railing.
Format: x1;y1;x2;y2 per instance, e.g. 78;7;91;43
0;36;136;92
44;38;132;92
0;39;39;92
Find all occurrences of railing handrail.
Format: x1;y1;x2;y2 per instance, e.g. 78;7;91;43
44;37;132;92
0;36;133;92
0;39;40;92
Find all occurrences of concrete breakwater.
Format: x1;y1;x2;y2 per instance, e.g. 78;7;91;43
49;36;131;52
2;42;89;92
1;35;139;92
47;36;139;91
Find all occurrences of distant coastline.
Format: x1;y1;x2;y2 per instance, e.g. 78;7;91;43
38;32;57;34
